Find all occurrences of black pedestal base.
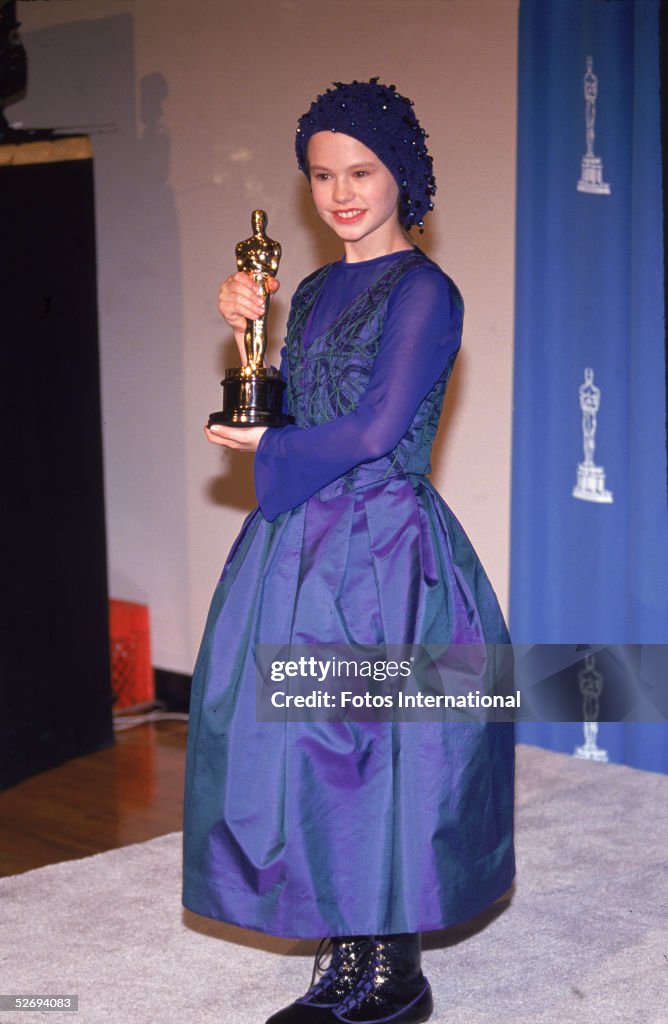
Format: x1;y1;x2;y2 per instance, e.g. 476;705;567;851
208;367;294;428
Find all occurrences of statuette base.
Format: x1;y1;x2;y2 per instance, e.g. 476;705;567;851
577;156;611;195
574;743;609;762
208;366;294;428
572;462;613;503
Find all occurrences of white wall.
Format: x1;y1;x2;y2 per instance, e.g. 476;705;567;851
13;0;518;673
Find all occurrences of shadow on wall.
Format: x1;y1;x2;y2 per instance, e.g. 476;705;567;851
13;15;190;659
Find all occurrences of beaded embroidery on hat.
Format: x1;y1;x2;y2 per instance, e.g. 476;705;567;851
295;77;436;231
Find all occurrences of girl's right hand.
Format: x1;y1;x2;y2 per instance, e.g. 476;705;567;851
217;271;280;333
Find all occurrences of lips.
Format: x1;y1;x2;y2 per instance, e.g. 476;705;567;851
332;209;366;223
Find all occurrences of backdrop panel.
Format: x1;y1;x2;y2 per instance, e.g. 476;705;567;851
511;0;667;771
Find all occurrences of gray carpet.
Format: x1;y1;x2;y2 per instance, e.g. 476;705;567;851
1;745;666;1024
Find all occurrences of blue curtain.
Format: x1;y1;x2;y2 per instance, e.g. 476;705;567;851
511;0;667;772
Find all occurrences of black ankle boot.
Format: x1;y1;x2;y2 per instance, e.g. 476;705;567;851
332;933;433;1023
265;936;375;1024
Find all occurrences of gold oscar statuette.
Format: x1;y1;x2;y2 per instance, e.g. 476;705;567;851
208;210;293;427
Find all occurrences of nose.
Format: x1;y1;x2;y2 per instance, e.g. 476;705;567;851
333;176;354;204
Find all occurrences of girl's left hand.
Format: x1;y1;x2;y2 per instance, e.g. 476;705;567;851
205;423;268;451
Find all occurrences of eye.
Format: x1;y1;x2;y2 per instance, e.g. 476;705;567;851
312;172;331;181
353;170;370;178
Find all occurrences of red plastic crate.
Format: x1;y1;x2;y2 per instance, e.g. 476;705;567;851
109;599;155;710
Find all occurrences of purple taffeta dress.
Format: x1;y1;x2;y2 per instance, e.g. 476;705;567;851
182;248;515;938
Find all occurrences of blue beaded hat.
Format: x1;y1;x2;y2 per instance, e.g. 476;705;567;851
295;77;436;230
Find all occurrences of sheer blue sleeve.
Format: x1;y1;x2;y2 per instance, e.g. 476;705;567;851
254;268;462;522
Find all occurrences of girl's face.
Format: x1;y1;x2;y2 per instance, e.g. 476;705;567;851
306;132;411;262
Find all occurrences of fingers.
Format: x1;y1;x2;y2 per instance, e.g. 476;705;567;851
204;424;268;452
217;272;279;326
218;273;264;325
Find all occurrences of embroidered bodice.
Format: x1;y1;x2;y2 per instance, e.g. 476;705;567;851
254;248;463;521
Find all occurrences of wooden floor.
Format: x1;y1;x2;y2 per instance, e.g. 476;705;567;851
0;720;188;878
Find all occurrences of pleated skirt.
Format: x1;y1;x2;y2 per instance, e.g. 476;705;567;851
182;475;515;937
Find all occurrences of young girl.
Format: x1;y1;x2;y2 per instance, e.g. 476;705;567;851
182;78;515;1024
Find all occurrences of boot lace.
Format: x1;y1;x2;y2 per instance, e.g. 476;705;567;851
335;942;388;1014
307;938;335;995
306;936;375;1001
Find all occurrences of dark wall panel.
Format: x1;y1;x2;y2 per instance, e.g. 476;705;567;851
1;140;114;790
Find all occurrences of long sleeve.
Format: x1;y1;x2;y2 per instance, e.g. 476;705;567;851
254;265;463;522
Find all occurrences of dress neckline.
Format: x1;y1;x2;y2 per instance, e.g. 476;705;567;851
338;247;419;270
297;248;428;356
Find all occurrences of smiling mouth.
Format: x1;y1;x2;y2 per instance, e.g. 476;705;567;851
333;209;365;221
